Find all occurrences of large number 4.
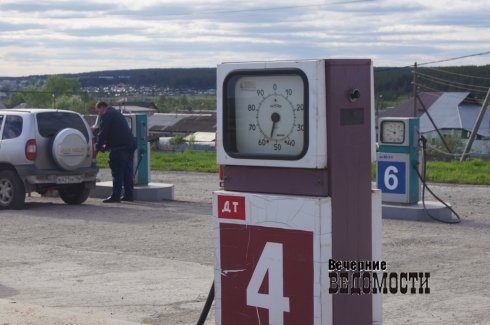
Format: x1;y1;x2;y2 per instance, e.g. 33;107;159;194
246;242;290;324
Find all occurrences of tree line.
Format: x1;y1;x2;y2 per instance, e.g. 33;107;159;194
4;75;218;114
374;65;490;107
3;65;490;112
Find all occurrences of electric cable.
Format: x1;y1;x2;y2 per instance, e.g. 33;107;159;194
417;77;488;93
416;71;489;90
417;77;489;93
424;66;490;81
414;136;461;224
2;0;375;20
418;51;490;67
417;82;488;94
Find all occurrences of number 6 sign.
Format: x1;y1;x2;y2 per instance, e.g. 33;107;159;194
213;191;333;325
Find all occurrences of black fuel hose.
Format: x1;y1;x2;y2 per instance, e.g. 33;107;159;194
415;136;461;224
196;281;214;325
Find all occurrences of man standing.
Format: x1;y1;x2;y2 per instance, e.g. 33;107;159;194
95;101;137;203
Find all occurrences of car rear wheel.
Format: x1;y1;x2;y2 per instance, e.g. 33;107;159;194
58;183;91;205
0;170;26;210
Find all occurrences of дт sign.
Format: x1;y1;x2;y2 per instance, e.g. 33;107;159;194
213;192;332;325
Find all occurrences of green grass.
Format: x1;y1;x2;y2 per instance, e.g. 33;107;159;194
372;159;490;185
96;150;219;173
98;151;490;184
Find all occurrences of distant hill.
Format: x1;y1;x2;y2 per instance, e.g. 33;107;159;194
66;68;217;89
2;65;490;104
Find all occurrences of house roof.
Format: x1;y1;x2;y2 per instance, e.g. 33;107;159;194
379;92;443;120
149;113;216;133
381;92;490;137
419;92;490;136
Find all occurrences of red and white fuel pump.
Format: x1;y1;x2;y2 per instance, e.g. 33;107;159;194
214;59;382;325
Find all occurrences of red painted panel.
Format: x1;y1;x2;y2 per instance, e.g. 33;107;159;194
219;224;314;325
217;195;246;220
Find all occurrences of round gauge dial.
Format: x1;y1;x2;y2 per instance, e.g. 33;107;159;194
381;121;405;144
223;69;308;159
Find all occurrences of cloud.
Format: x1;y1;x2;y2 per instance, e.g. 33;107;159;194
0;0;489;76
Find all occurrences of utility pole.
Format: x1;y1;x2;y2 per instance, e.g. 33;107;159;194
379;95;383;115
413;62;417;117
460;87;490;161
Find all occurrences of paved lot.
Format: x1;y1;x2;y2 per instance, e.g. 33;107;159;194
0;170;489;325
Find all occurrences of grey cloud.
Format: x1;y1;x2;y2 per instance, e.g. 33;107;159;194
0;22;43;32
0;2;116;14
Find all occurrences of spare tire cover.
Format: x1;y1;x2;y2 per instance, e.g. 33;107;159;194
52;128;89;171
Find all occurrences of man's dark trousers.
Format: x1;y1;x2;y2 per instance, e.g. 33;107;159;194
109;149;135;199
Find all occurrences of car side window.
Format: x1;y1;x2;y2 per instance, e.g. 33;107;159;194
2;115;23;140
0;115;4;136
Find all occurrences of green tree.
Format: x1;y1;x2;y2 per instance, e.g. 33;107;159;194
23;76;83;109
55;95;86;113
157;94;172;113
426;132;465;161
85;98;99;113
169;135;186;146
158;94;167;104
24;86;51;108
178;95;189;110
43;75;81;95
9;92;25;107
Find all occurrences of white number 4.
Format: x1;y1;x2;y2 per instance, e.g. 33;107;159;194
246;242;290;324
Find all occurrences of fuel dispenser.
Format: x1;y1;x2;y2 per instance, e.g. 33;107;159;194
376;117;420;204
214;59;382;325
123;113;150;185
376;117;461;223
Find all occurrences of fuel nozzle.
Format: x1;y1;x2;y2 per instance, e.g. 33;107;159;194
419;135;427;150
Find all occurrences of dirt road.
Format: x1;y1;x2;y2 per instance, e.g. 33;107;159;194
0;170;489;325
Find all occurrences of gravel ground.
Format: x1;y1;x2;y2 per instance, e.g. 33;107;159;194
0;169;489;325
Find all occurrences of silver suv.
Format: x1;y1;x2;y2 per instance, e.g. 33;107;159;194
0;109;99;209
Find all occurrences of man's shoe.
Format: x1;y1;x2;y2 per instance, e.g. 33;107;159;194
102;197;121;203
121;197;134;202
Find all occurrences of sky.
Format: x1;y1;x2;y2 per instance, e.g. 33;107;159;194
0;0;489;77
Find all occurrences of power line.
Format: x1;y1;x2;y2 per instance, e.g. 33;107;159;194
418;51;490;66
424;66;490;81
417;76;489;93
162;0;376;17
416;71;489;90
374;51;490;74
2;0;376;19
417;83;452;93
417;81;488;94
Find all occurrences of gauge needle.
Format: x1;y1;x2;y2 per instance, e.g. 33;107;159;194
270;112;280;138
